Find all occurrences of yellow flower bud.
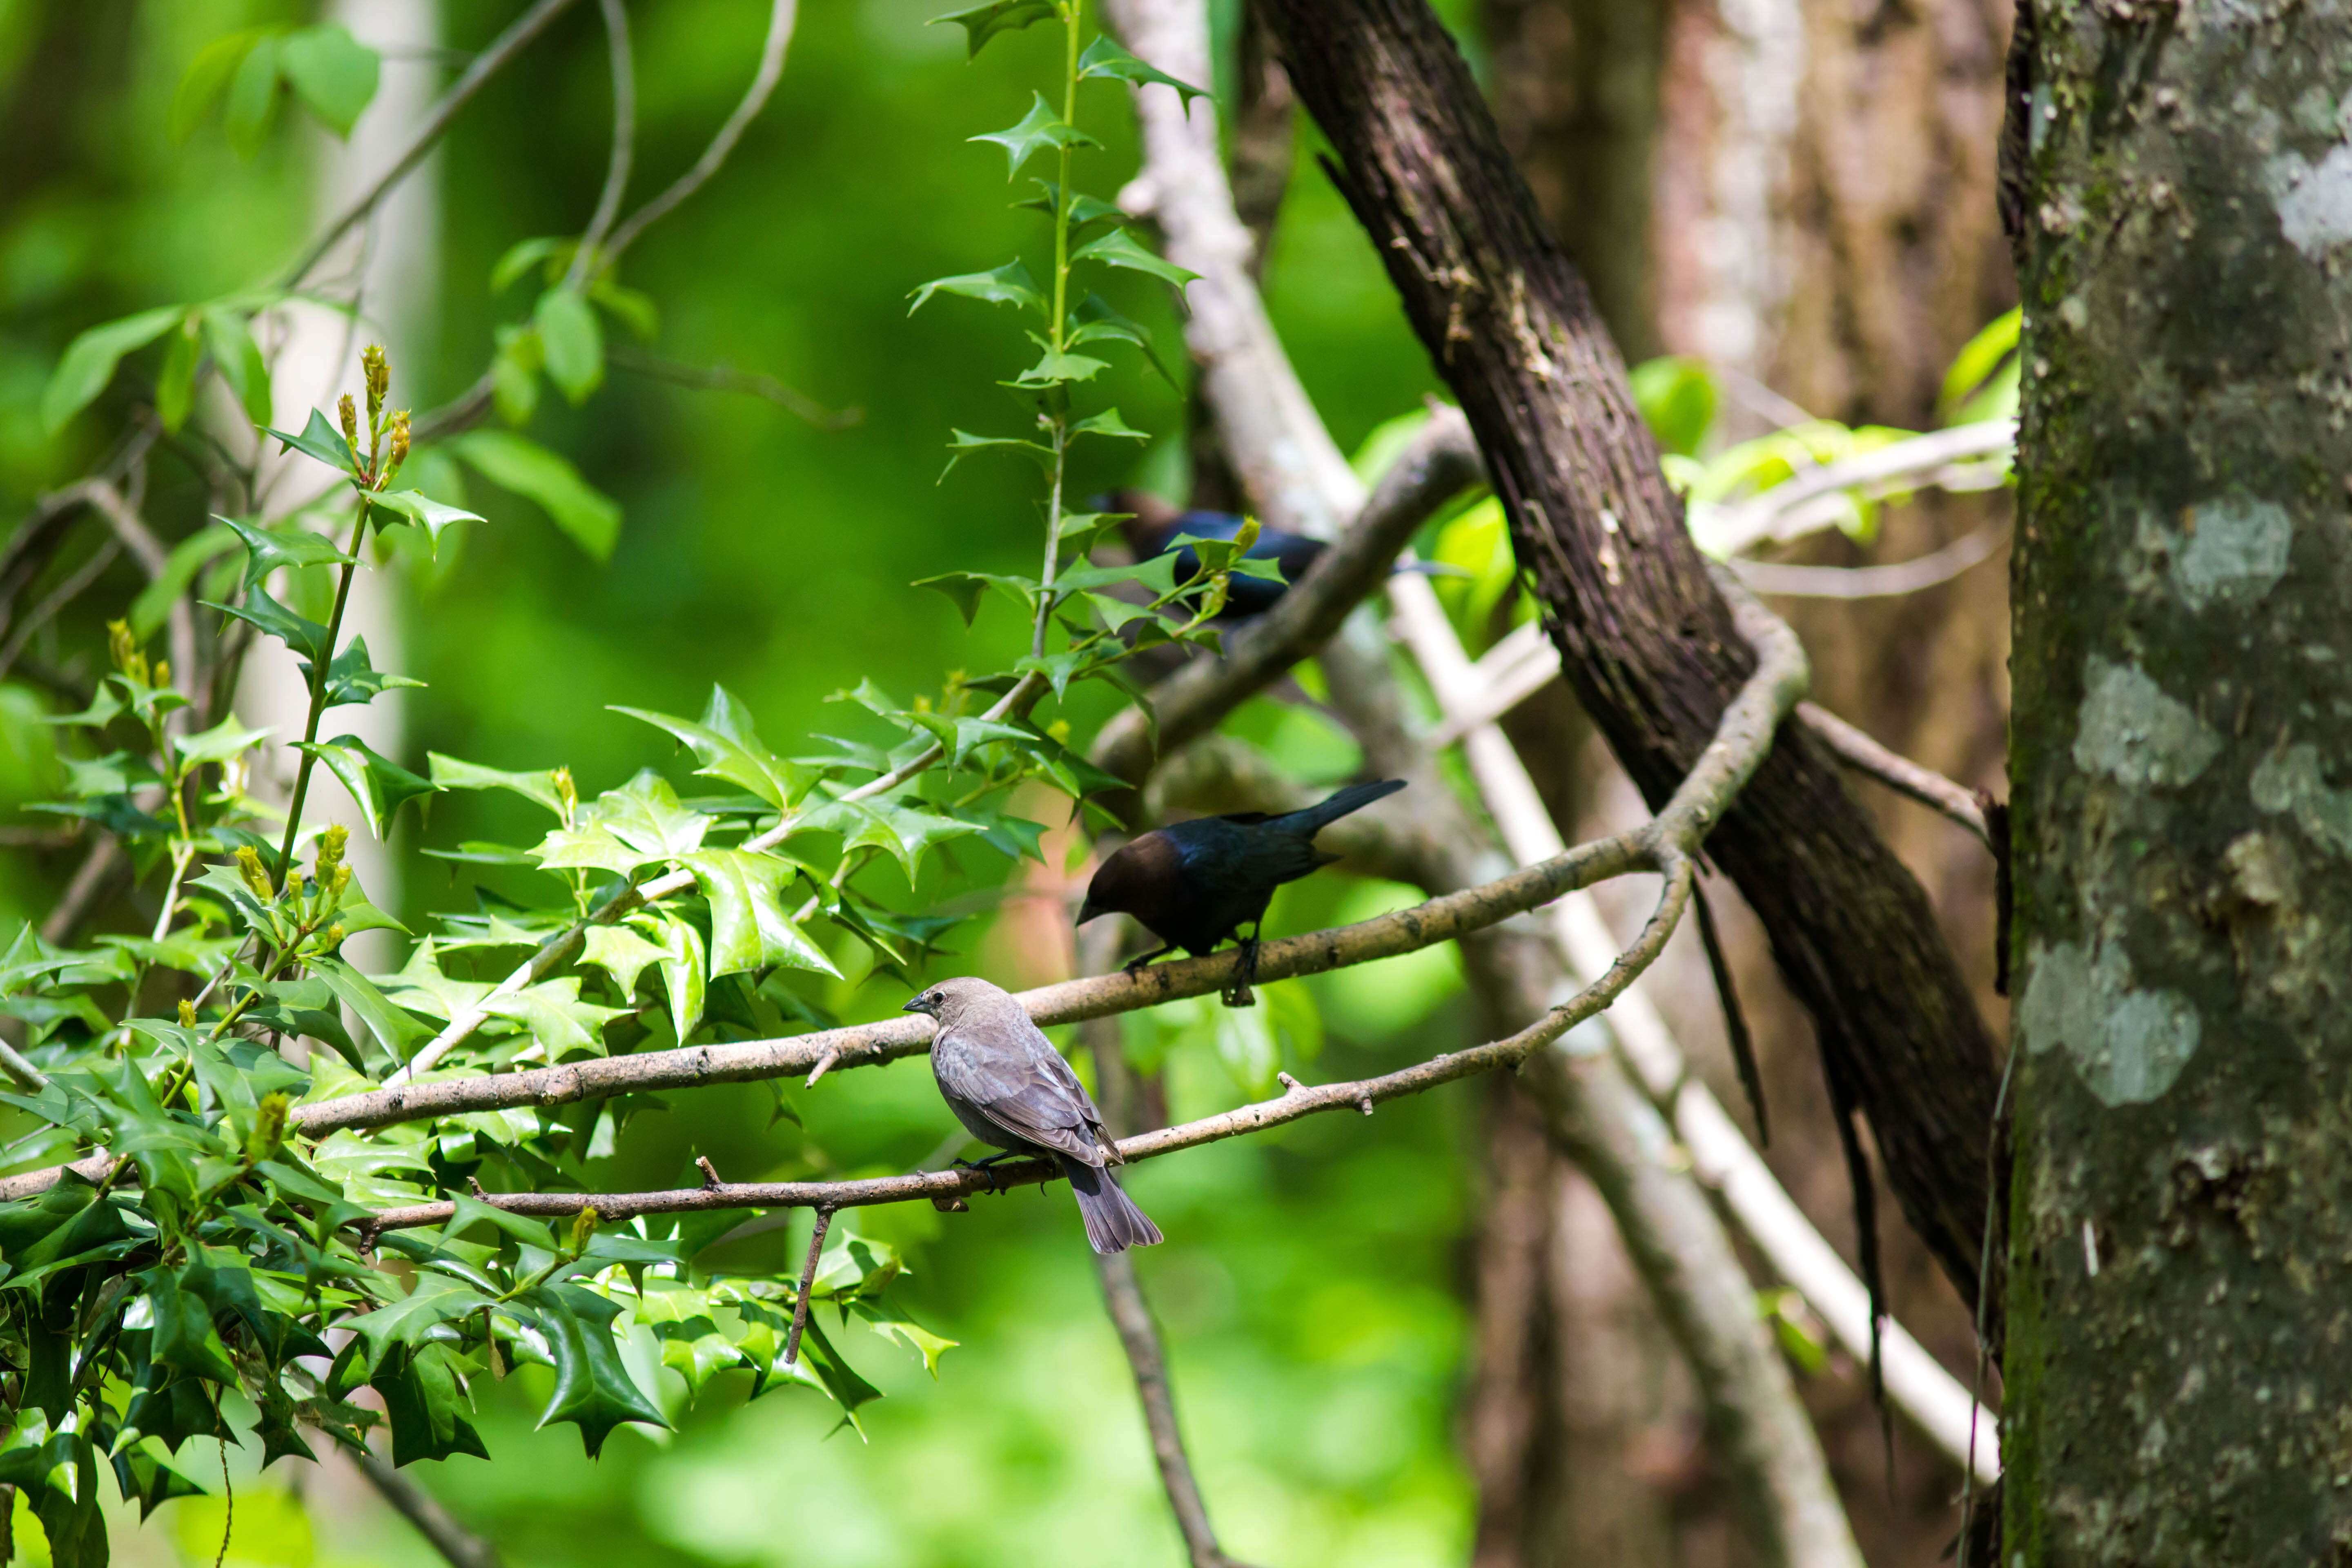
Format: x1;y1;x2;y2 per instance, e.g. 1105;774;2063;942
151;659;170;692
234;845;272;900
177;998;197;1029
553;767;579;817
332;864;352;898
285;866;305;901
247;1091;289;1161
320;923;345;950
339;393;359;450
363;344;389;421
569;1205;601;1255
388;410;411;477
316;823;349;879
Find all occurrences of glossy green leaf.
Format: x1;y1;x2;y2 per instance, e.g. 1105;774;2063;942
40;306;182;435
292;735;438;838
908;260;1045;316
520;1282;669;1457
312;635;427;709
1069;405;1150;443
1069;293;1175;385
535;289;604;403
205;582;332;667
140;1266;240;1384
1071;227;1200;291
1015;182;1131;236
171;29;266;143
1009;345;1110;387
262;408;359;475
633;1282;743;1396
371;488;486;554
587;770;709;862
653;911;706;1040
1076;35;1207;102
377;1343;491;1466
155;315;201;433
129;520;238;638
279;23;379;137
449;430;620;561
851;1297;958;1377
174;715;271;768
904;710;1032;767
911;570;1036;626
428;755;567;815
311;956;431;1062
800;799;981;884
930;0;1058;58
940;429;1054;479
971;92;1100;180
481;978;625;1059
581;924;667;999
219;512;354;588
681;849;839;978
613;687;817;811
198;306;273;423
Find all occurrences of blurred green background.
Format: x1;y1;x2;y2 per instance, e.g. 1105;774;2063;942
0;0;1498;1564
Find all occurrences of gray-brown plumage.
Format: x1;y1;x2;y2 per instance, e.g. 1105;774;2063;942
902;976;1162;1255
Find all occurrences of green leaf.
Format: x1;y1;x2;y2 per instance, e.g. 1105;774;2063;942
492;324;542;426
372;488;486;554
174;715;272;768
279;22;380;137
429;755;566;815
343;1274;494;1369
800;799;981;884
492;236;569;292
681;850;839;979
535;289;605;403
41;306;183;435
1076;35;1207;102
224;31;285;158
312;955;431;1062
1069;293;1176;385
971;92;1101;181
206;581;332;666
1072;227;1200;292
314;634;427;709
155;314;201;433
172;30;266;143
1939;307;2022;423
198;305;274;423
908;260;1046;317
613;687;817;811
1628;355;1719;459
520;1283;669;1457
581;925;667;1000
129;519;239;638
220;511;355;588
1015;182;1132;236
140;1265;241;1384
930;0;1058;57
263;407;360;475
591;278;660;341
1070;405;1150;443
481;978;625;1059
292;735;438;838
852;1297;958;1377
377;1345;492;1466
653;911;707;1040
911;570;1036;626
634;1282;744;1396
589;770;709;861
904;711;1033;768
449;430;620;561
1009;345;1110;388
940;429;1053;479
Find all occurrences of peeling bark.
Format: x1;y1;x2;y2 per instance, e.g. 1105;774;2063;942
2005;3;2352;1561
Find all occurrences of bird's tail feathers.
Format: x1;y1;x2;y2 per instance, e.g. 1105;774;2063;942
1060;1157;1163;1255
1278;778;1407;836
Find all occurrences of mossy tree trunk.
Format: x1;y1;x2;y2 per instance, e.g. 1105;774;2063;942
2004;4;2352;1560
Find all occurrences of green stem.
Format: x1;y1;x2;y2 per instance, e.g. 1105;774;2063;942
273;500;372;890
1034;423;1068;659
1051;0;1080;355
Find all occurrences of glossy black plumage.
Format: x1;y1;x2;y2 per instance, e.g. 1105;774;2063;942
1107;491;1455;621
1078;779;1406;1001
903;976;1161;1255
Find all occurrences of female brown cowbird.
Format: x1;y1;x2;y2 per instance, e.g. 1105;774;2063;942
1077;779;1406;1003
903;976;1162;1255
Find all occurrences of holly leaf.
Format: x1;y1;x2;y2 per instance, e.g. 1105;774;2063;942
1009;345;1111;388
908;259;1046;316
173;715;272;768
481;978;626;1060
930;0;1058;57
139;1266;240;1385
654;911;707;1040
588;770;709;862
293;735;438;838
904;711;1032;768
1072;227;1200;291
1076;36;1207;102
613;687;817;811
519;1282;669;1458
377;1343;491;1467
263;407;360;475
218;512;354;589
311;956;432;1063
1070;293;1176;386
851;1297;958;1377
633;1282;744;1397
940;430;1054;478
207;583;332;666
910;570;1036;626
971;91;1100;180
800;799;982;884
430;754;568;815
581;924;668;1000
680;850;839;979
371;489;485;555
1070;406;1150;443
312;635;426;709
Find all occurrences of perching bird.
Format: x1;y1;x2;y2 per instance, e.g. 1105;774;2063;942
903;976;1162;1255
1107;491;1460;621
1077;779;1406;1004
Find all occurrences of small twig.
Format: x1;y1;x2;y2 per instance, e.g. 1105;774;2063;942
40;838;126;947
695;1155;722;1189
1797;701;1992;845
286;0;587;287
596;0;799;271
606;346;859;429
779;1206;833;1374
559;0;636;294
356;1451;503;1568
1695;421;2017;557
1733;523;2007;599
0;1040;51;1094
0;538;118;684
214;1434;232;1568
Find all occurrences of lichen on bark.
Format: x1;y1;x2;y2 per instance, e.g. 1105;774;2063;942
2006;2;2352;1561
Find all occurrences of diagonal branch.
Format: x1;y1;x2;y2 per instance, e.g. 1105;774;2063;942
355;1454;501;1568
558;0;636;294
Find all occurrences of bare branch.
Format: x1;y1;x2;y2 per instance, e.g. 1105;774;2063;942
596;0;799;270
606;346;859;429
1733;524;2007;599
354;1454;502;1568
1797;702;1991;845
39;839;127;949
778;1206;832;1373
1695;421;2016;557
558;0;637;295
286;0;587;289
0;539;119;685
81;479;199;717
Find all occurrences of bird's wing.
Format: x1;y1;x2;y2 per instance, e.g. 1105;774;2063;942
935;1027;1107;1165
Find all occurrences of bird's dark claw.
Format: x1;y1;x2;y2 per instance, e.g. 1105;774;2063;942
1222;935;1262;1008
953;1154;1016;1195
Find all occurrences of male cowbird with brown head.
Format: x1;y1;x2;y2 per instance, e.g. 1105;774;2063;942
903;976;1161;1255
1078;779;1405;1004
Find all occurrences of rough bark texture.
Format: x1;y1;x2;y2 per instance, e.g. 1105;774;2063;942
1256;0;2003;1322
2004;3;2352;1561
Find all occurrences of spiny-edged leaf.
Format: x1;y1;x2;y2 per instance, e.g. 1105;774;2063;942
1070;293;1176;385
941;429;1054;479
908;259;1046;317
224;29;285;157
533;824;653;878
278;22;379;137
930;0;1058;57
205;581;332;666
1009;345;1110;388
1076;34;1208;102
519;1282;669;1457
787;1314;883;1430
377;1343;492;1467
1051;549;1180;595
812;1230;902;1298
429;754;566;815
582;924;668;1000
654;911;706;1040
312;634;426;709
292;735;438;838
681;850;839;979
263;406;360;475
156;315;200;432
94;929;238;977
1015;181;1132;236
852;1296;958;1377
174;714;272;768
588;769;709;862
633;1282;744;1396
171;29;267;143
947;803;1050;863
219;511;355;588
311;955;432;1062
904;710;1033;768
41;305;183;435
138;1266;240;1384
800;799;982;885
112;1443;209;1520
535;288;604;403
1070;405;1150;443
481;978;626;1059
371;488;485;554
448;429;620;561
198;305;273;423
1072;227;1200;291
613;687;817;811
971;92;1100;180
1012;648;1087;702
0;1168;131;1276
911;570;1037;626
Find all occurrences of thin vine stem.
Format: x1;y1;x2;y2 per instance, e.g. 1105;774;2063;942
271;500;370;889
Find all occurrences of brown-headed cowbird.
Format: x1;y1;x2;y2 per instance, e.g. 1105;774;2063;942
1077;779;1406;1003
1107;491;1460;621
903;976;1162;1255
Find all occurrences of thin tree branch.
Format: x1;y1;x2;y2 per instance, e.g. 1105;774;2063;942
606;347;860;429
354;1453;502;1568
1732;523;2007;599
778;1206;832;1372
81;479;199;716
559;0;635;295
595;0;799;271
1795;702;1993;845
39;839;127;949
1696;422;2016;557
285;0;587;289
0;539;118;684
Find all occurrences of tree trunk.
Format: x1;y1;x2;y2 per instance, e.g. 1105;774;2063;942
2003;4;2352;1560
1254;0;2004;1325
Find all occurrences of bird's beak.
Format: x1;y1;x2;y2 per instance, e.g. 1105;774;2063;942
1075;896;1101;926
901;996;927;1015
